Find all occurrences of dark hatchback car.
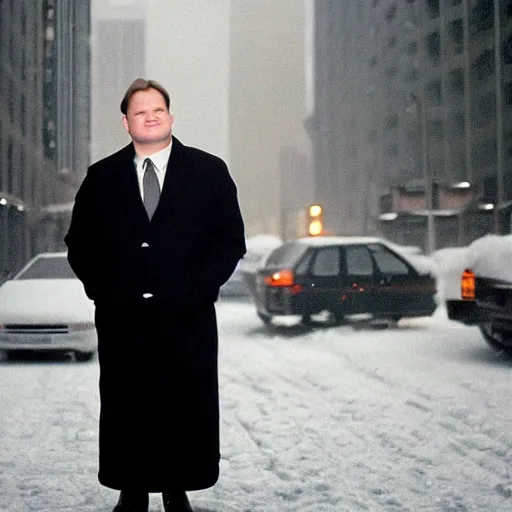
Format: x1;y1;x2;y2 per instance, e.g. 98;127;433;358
253;237;437;325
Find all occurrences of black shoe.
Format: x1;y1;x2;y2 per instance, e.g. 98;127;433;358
162;491;193;512
112;490;149;512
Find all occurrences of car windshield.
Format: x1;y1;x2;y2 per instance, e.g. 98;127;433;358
265;243;309;267
17;257;76;280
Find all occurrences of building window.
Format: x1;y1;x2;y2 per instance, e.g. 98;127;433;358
370;56;378;67
7;80;14;124
19;152;25;198
474;91;496;122
426;31;440;63
505;81;512;105
21;49;27;80
427;80;442;105
448;19;463;54
379;193;393;213
427;0;440;18
470;0;494;32
472;49;494;80
20;4;27;39
473;140;496;168
407;40;418;54
389;36;397;48
429;120;444;140
447;0;462;5
448;68;464;94
503;33;512;64
386;4;397;21
385;114;399;129
7;139;13;194
20;95;26;135
451;112;465;135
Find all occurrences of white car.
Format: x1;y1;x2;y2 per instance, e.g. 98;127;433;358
0;252;96;361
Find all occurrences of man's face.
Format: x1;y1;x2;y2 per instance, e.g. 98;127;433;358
122;88;174;148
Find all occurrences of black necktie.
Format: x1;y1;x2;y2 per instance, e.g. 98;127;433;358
143;158;160;220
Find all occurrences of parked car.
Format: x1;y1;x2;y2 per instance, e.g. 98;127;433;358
446;234;512;354
252;236;437;325
0;252;96;361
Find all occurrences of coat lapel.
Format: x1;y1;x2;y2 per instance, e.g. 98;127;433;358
116;143;150;228
152;137;188;221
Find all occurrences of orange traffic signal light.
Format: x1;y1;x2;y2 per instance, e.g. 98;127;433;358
308;204;323;236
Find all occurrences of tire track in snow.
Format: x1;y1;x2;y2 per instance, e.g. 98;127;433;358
217;305;512;510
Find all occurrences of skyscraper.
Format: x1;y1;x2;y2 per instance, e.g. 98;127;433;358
0;0;91;273
310;0;512;251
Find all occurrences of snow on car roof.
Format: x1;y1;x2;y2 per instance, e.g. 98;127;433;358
295;236;387;246
467;234;512;281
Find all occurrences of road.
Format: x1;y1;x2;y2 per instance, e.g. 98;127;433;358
1;300;512;511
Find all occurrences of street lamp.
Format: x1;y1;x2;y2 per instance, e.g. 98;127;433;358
409;93;435;254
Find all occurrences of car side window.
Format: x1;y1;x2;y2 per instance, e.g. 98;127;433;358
346;246;374;276
311;248;340;276
295;250;314;275
370;245;410;275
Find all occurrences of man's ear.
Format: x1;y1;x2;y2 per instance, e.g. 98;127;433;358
170;114;175;129
122;115;129;133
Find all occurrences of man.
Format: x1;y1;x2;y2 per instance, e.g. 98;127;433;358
65;78;246;512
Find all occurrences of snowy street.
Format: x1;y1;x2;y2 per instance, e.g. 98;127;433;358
2;300;512;511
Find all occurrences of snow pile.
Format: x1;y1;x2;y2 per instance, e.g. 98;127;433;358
466;234;512;281
431;234;512;301
431;246;470;301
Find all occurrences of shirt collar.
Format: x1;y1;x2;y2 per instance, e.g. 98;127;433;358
135;139;173;172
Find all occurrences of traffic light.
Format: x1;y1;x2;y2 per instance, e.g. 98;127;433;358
308;204;323;236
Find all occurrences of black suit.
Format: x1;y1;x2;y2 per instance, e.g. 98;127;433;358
65;137;245;491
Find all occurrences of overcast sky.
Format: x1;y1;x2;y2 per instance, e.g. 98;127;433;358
145;0;231;161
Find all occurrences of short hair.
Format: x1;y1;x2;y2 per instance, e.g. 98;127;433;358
120;78;170;115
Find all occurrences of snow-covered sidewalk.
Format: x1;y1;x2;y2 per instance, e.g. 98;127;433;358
2;302;512;511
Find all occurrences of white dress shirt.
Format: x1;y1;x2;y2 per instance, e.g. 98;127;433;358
134;139;172;201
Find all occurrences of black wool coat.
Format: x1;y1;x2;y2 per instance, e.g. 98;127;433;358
65;137;246;492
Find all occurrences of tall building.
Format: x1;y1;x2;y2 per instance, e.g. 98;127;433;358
309;0;512;251
0;0;91;275
230;0;312;238
91;0;146;162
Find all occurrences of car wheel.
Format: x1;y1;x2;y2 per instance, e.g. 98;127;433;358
1;350;14;360
478;323;512;355
330;310;348;326
75;350;95;362
301;314;315;325
257;312;272;325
